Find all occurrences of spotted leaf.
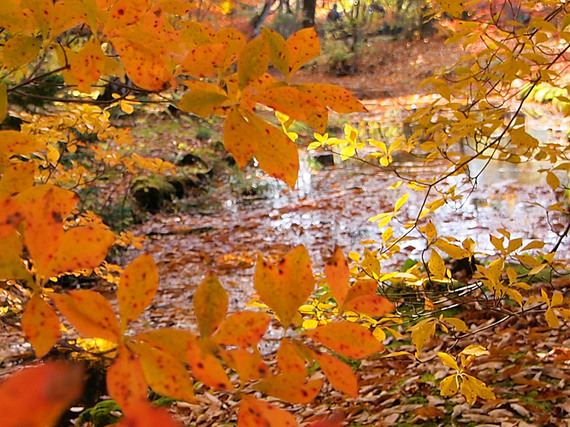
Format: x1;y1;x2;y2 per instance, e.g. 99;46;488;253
21;294;61;358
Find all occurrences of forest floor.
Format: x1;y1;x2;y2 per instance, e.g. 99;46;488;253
1;32;570;426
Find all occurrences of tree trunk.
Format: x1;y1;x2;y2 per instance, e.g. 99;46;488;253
302;0;316;28
252;0;277;35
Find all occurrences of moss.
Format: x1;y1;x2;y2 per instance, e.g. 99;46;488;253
77;400;121;427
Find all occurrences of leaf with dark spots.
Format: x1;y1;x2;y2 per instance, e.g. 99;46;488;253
238;395;298;427
213;311;270;349
296;84;367;114
304;321;384;359
286;27;320;75
118;254;159;331
256;372;322;404
187;335;234;391
313;352;358;398
324;246;350;307
254;245;314;327
221;347;269;385
343;294;395;317
193;272;228;338
237;35;270;89
107;345;148;411
277;339;306;375
21;294;61;358
223;107;259;169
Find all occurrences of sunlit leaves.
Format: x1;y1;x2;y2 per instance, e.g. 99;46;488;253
238;36;270;90
135;328;195;363
261;28;289;78
222;348;269;384
238;395;297;427
254;245;314;327
178;83;229;118
411;319;436;357
428;249;447;280
305;321;383;359
0;362;83;427
343;294;394;317
69;39;105;93
286;27;320;75
295;84;367;114
52;290;120;342
277;339;306;375
194;272;228;338
187;335;234;391
223;107;259;169
3;35;41;69
118;254;158;332
0;232;30;281
21;294;61;357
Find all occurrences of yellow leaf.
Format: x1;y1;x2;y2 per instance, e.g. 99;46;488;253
551;292;563;307
422;221;437;244
437;352;460;371
261;27;289;78
462;374;496;404
0;84;7;124
435;238;469;259
237;36;269;89
444;317;468;332
506;288;524;306
460;345;489;358
118;254;159;331
394;193;409;213
21;294;61;358
411;319;436;356
51;290;120;343
286;27;320;75
0;162;36;199
179;43;227;78
440;374;459;396
324;246;350;306
187;335;234;391
194;272;228;338
428;250;447;280
178;89;229;118
3;35;41;69
546;171;560;191
545;307;560;328
254;245;314;326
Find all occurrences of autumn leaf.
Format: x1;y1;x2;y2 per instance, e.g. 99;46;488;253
295;84;367;114
0;162;36;199
286;27;320;75
343;294;395;317
0;231;31;281
0;83;6;123
344;279;378;303
213;311;270;349
428;249;447;280
69;38;105;93
107;345;148;411
254;245;314;326
51;290;121;343
440;374;459;396
314;351;358;398
257;373;323;404
277;339;306;375
187;335;234;391
0;362;83;426
118;253;159;332
238;36;270;89
179;43;227;78
129;341;195;403
324;246;350;306
21;294;61;358
135;328;196;363
223;107;259;169
461;374;496;405
117;398;182;427
304;411;345;427
304;321;384;359
238;395;298;427
411;319;436;356
261;27;289;78
193;272;228;338
437;352;460;372
2;35;41;69
221;347;269;384
178;88;229;118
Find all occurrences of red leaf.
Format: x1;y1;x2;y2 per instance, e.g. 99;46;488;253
238;395;298;427
118;254;159;331
187;335;234;391
254;245;314;326
324;246;350;306
21;294;61;358
107;345;148;411
0;362;83;427
51;290;120;343
193;272;228;338
213;311;270;349
345;279;378;303
305;321;383;359
313;352;358;398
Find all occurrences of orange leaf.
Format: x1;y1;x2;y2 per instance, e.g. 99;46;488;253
51;290;120;343
179;43;227;78
129;341;195;402
178;87;229;118
313;352;358;398
70;38;105;93
286;27;320;75
257;373;323;404
221;348;269;385
0;198;24;239
296;84;367;114
254;245;314;326
107;345;148;411
117;399;182;427
0;362;83;427
261;27;289;78
277;339;306;375
305;321;383;359
252;86;328;133
187;335;234;391
324;246;350;306
135;328;196;363
0;162;36;199
45;225;116;278
238;395;298;427
343;294;395;317
223;107;259;169
344;279;378;303
0;130;44;159
215;28;246;71
237;35;270;89
304;411;345;427
118;254;159;331
194;272;228;338
213;311;270;349
0;231;31;281
21;294;61;358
